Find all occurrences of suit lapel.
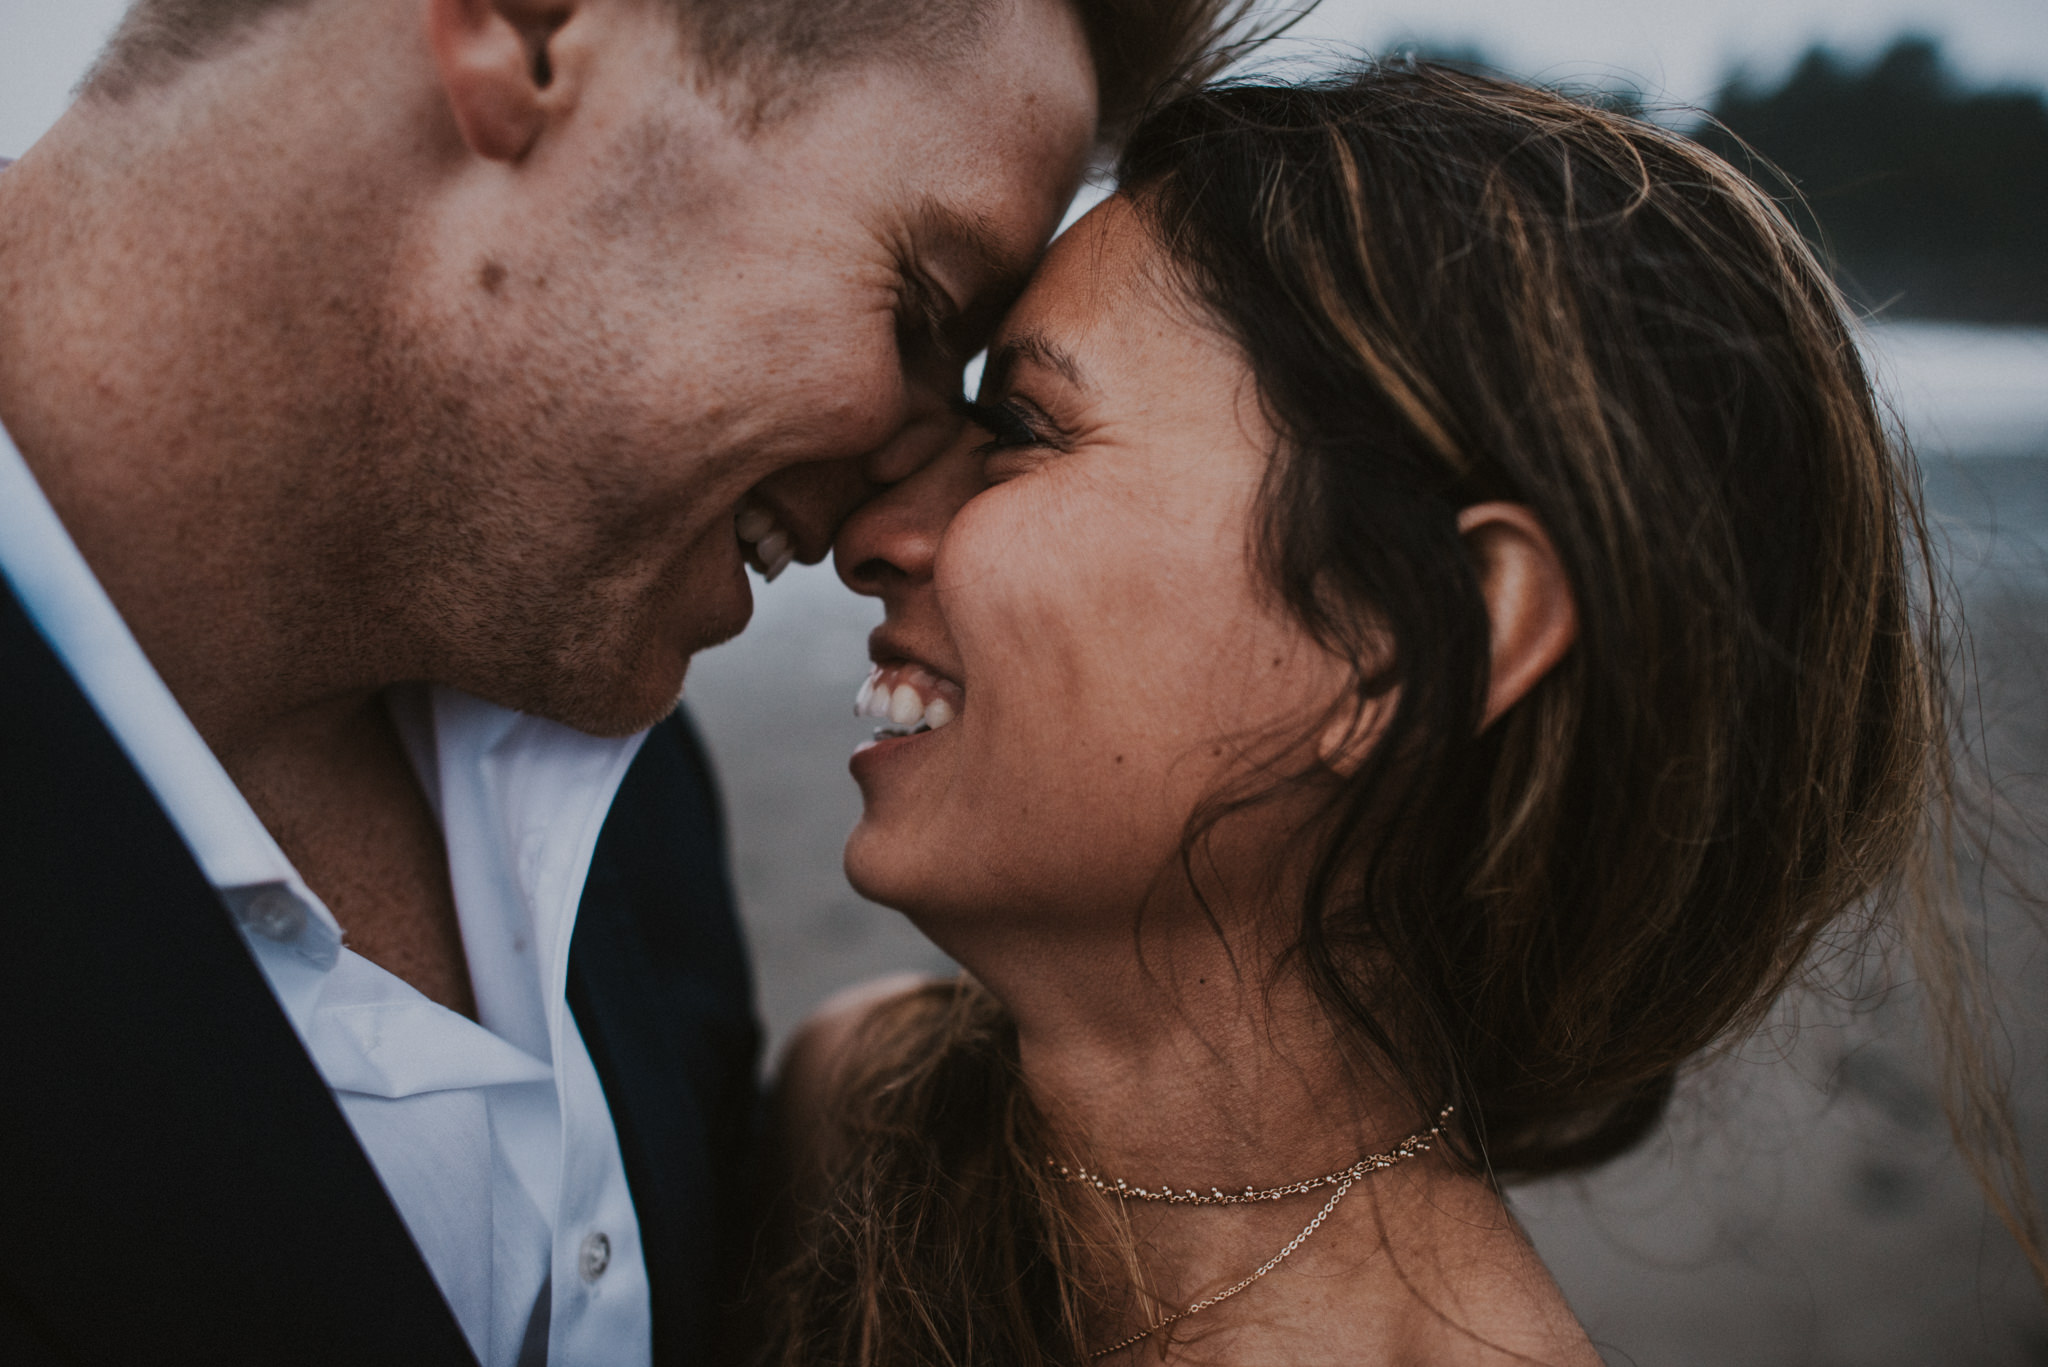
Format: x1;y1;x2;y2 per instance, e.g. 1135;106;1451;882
0;581;477;1367
570;710;763;1367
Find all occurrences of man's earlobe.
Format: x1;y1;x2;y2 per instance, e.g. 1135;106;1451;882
427;0;576;163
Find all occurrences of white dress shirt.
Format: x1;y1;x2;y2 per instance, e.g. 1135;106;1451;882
0;426;654;1367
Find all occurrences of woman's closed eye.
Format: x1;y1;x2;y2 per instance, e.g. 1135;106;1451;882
951;394;1062;477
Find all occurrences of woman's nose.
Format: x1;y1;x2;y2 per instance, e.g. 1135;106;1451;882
835;430;985;599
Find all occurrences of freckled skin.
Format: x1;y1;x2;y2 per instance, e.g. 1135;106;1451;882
838;198;1355;949
827;203;1602;1366
0;0;1095;1012
362;2;1099;737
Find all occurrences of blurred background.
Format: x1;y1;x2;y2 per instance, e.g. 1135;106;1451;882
5;1;2044;1361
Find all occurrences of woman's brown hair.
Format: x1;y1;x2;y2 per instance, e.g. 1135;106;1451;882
759;62;2036;1365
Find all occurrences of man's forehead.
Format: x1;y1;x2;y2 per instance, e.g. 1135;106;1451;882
885;0;1097;273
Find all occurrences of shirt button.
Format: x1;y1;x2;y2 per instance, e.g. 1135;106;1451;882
239;887;306;944
579;1231;611;1283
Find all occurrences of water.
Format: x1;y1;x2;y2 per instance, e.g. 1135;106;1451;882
1864;322;2048;465
683;320;2048;1364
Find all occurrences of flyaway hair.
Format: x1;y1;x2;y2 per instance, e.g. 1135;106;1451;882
760;63;2042;1364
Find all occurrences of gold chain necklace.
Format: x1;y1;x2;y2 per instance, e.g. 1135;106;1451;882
1052;1106;1453;1360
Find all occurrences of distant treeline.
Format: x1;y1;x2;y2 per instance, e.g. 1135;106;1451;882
1691;38;2048;325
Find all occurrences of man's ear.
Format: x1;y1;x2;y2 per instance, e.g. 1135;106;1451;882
427;0;577;162
1457;502;1577;728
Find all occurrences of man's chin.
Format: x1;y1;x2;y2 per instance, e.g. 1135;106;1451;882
467;651;692;740
568;687;692;740
452;582;747;737
566;667;695;739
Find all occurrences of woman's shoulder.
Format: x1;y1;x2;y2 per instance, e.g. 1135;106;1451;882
778;974;942;1108
1376;1180;1605;1367
772;972;974;1182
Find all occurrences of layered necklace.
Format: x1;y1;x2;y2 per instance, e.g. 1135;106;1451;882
1050;1105;1455;1360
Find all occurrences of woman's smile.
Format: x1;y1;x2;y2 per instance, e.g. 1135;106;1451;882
831;199;1353;937
771;59;2023;1367
851;656;965;761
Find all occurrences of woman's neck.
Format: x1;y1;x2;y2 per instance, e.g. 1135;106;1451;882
922;863;1419;1197
886;866;1596;1364
944;905;1516;1363
1001;935;1412;1188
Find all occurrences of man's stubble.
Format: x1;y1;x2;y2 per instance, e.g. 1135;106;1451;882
298;245;716;741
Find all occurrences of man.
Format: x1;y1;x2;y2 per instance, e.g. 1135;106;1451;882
0;1;1234;1363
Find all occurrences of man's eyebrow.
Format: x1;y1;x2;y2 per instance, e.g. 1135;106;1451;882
985;331;1089;392
914;197;1033;298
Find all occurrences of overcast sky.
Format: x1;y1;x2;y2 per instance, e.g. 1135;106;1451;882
1285;0;2048;108
4;0;2046;156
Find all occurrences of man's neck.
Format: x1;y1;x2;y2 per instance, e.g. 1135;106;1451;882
229;690;477;1018
0;85;412;757
0;85;477;1014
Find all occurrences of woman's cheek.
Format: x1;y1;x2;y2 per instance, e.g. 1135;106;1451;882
920;487;1220;912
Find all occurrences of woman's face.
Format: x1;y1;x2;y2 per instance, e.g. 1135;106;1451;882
835;199;1351;932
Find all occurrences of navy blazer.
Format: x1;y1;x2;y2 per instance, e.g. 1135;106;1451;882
0;578;762;1366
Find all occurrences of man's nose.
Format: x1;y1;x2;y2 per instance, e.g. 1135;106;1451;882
750;391;966;563
745;458;869;564
836;432;985;599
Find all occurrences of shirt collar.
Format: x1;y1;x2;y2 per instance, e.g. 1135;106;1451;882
0;422;654;1080
0;424;348;1022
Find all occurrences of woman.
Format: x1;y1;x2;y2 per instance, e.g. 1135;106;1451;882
757;64;2026;1364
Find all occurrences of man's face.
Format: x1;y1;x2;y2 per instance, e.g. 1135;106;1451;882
370;0;1096;736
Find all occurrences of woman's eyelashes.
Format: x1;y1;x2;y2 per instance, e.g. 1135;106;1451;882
952;394;1057;459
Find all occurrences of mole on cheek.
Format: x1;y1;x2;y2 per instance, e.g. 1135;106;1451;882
479;260;508;294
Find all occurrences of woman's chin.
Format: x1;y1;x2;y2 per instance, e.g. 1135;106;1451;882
844;820;976;929
842;821;918;912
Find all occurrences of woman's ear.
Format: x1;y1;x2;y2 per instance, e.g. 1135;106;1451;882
1457;502;1577;728
427;0;577;162
1315;692;1390;776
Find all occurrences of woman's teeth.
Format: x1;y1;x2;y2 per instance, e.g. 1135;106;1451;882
734;495;795;581
854;665;961;737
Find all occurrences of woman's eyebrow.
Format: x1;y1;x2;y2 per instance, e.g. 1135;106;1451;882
985;331;1089;392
